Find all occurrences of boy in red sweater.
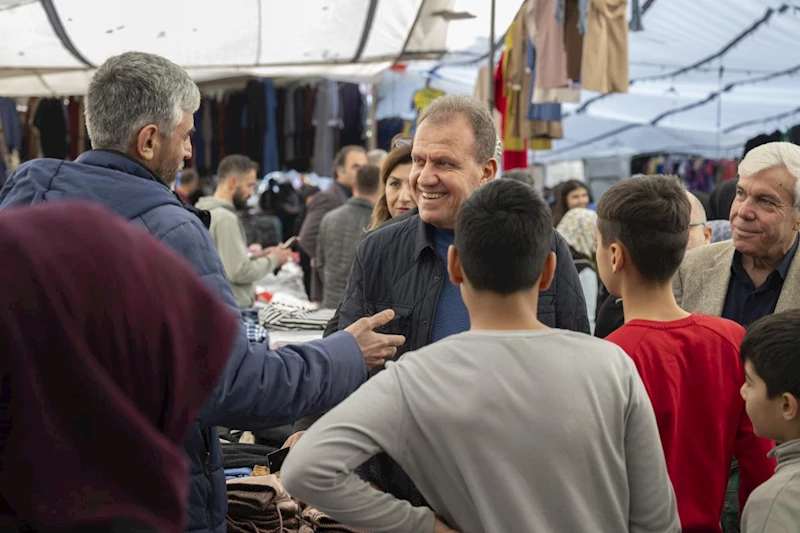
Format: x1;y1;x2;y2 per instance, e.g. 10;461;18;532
596;174;775;532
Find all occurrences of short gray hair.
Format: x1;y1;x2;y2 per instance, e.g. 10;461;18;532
417;94;497;163
367;149;388;165
85;52;201;152
738;142;800;209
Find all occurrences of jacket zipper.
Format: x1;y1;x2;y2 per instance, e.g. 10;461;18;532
201;429;214;531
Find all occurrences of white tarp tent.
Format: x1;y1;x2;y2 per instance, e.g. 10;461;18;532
539;0;800;161
376;0;800;162
0;0;522;93
2;0;800;162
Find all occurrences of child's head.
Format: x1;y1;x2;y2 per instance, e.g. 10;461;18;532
595;175;690;295
740;310;800;441
449;179;555;300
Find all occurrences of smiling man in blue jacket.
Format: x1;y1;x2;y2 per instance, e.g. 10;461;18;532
0;52;404;533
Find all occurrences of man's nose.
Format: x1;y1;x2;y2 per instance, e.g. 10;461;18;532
417;163;438;186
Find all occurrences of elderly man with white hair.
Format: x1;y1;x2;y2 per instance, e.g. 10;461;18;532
674;142;800;325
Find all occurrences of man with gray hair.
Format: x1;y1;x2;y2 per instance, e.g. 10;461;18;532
0;51;404;533
291;94;590;508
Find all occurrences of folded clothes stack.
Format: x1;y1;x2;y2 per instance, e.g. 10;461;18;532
227;475;312;533
258;301;335;332
221;443;277;469
299;504;369;533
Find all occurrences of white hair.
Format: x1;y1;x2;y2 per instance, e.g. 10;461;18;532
86;52;201;152
738;142;800;209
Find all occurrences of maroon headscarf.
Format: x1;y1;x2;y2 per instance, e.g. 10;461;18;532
0;202;237;532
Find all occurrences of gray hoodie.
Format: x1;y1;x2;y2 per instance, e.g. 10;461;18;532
741;439;800;533
196;196;278;308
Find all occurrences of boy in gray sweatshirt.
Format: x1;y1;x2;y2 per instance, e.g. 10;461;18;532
281;179;680;533
740;310;800;533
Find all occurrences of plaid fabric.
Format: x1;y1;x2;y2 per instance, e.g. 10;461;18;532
245;322;269;343
258;302;335;332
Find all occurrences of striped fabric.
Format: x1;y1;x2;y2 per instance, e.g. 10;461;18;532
258;302;335;332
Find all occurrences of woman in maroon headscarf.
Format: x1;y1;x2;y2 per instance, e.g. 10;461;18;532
0;202;238;533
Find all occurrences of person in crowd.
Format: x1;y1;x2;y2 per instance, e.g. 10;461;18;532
368;136;415;231
596;175;775;532
709;177;739;221
675;142;800;324
687;189;714;249
197;155;293;309
557;207;601;333
503;168;538;189
317;164;381;309
282;179;681;533
596;187;717;338
739;310;800;533
175;168;199;205
709;219;733;243
296;183;322;298
554;179;591;226
0;202;238;533
299;145;368;304
293;94;590;506
367;148;388;167
0;51;404;533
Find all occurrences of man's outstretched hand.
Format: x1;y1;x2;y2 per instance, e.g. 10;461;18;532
344;310;405;371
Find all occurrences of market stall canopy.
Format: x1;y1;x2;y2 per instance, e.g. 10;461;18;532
0;0;523;95
537;0;800;162
376;0;800;162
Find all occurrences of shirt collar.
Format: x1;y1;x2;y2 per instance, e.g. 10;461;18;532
412;215;436;259
335;181;353;199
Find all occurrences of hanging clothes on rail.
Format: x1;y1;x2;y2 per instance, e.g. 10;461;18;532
340;82;365;147
581;0;630;94
313;80;340;177
262;79;280;174
33;98;68;160
245;80;267;169
528;0;581;104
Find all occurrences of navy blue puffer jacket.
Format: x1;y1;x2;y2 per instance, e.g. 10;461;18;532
0;151;367;533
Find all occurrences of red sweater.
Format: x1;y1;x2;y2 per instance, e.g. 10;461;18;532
607;314;775;533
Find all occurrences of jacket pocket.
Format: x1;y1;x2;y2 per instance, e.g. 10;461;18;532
363;302;413;339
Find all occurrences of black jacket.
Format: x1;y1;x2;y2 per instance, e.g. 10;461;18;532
323;208;590;344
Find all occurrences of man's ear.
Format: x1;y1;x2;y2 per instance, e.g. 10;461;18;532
704;225;713;245
480;158;498;185
610;242;627;273
538;252;557;291
135;124;160;162
782;392;799;422
447;245;464;286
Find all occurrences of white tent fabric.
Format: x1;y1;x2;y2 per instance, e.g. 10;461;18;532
376;0;800;162
539;0;800;161
0;0;523;94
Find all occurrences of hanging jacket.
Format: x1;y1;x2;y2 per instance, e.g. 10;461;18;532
0;150;367;533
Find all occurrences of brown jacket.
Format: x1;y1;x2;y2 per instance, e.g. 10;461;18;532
673;239;800;316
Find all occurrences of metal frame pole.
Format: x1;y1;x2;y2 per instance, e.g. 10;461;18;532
488;0;497;112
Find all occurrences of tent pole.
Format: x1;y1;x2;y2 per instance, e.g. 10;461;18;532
367;83;378;151
487;0;496;112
